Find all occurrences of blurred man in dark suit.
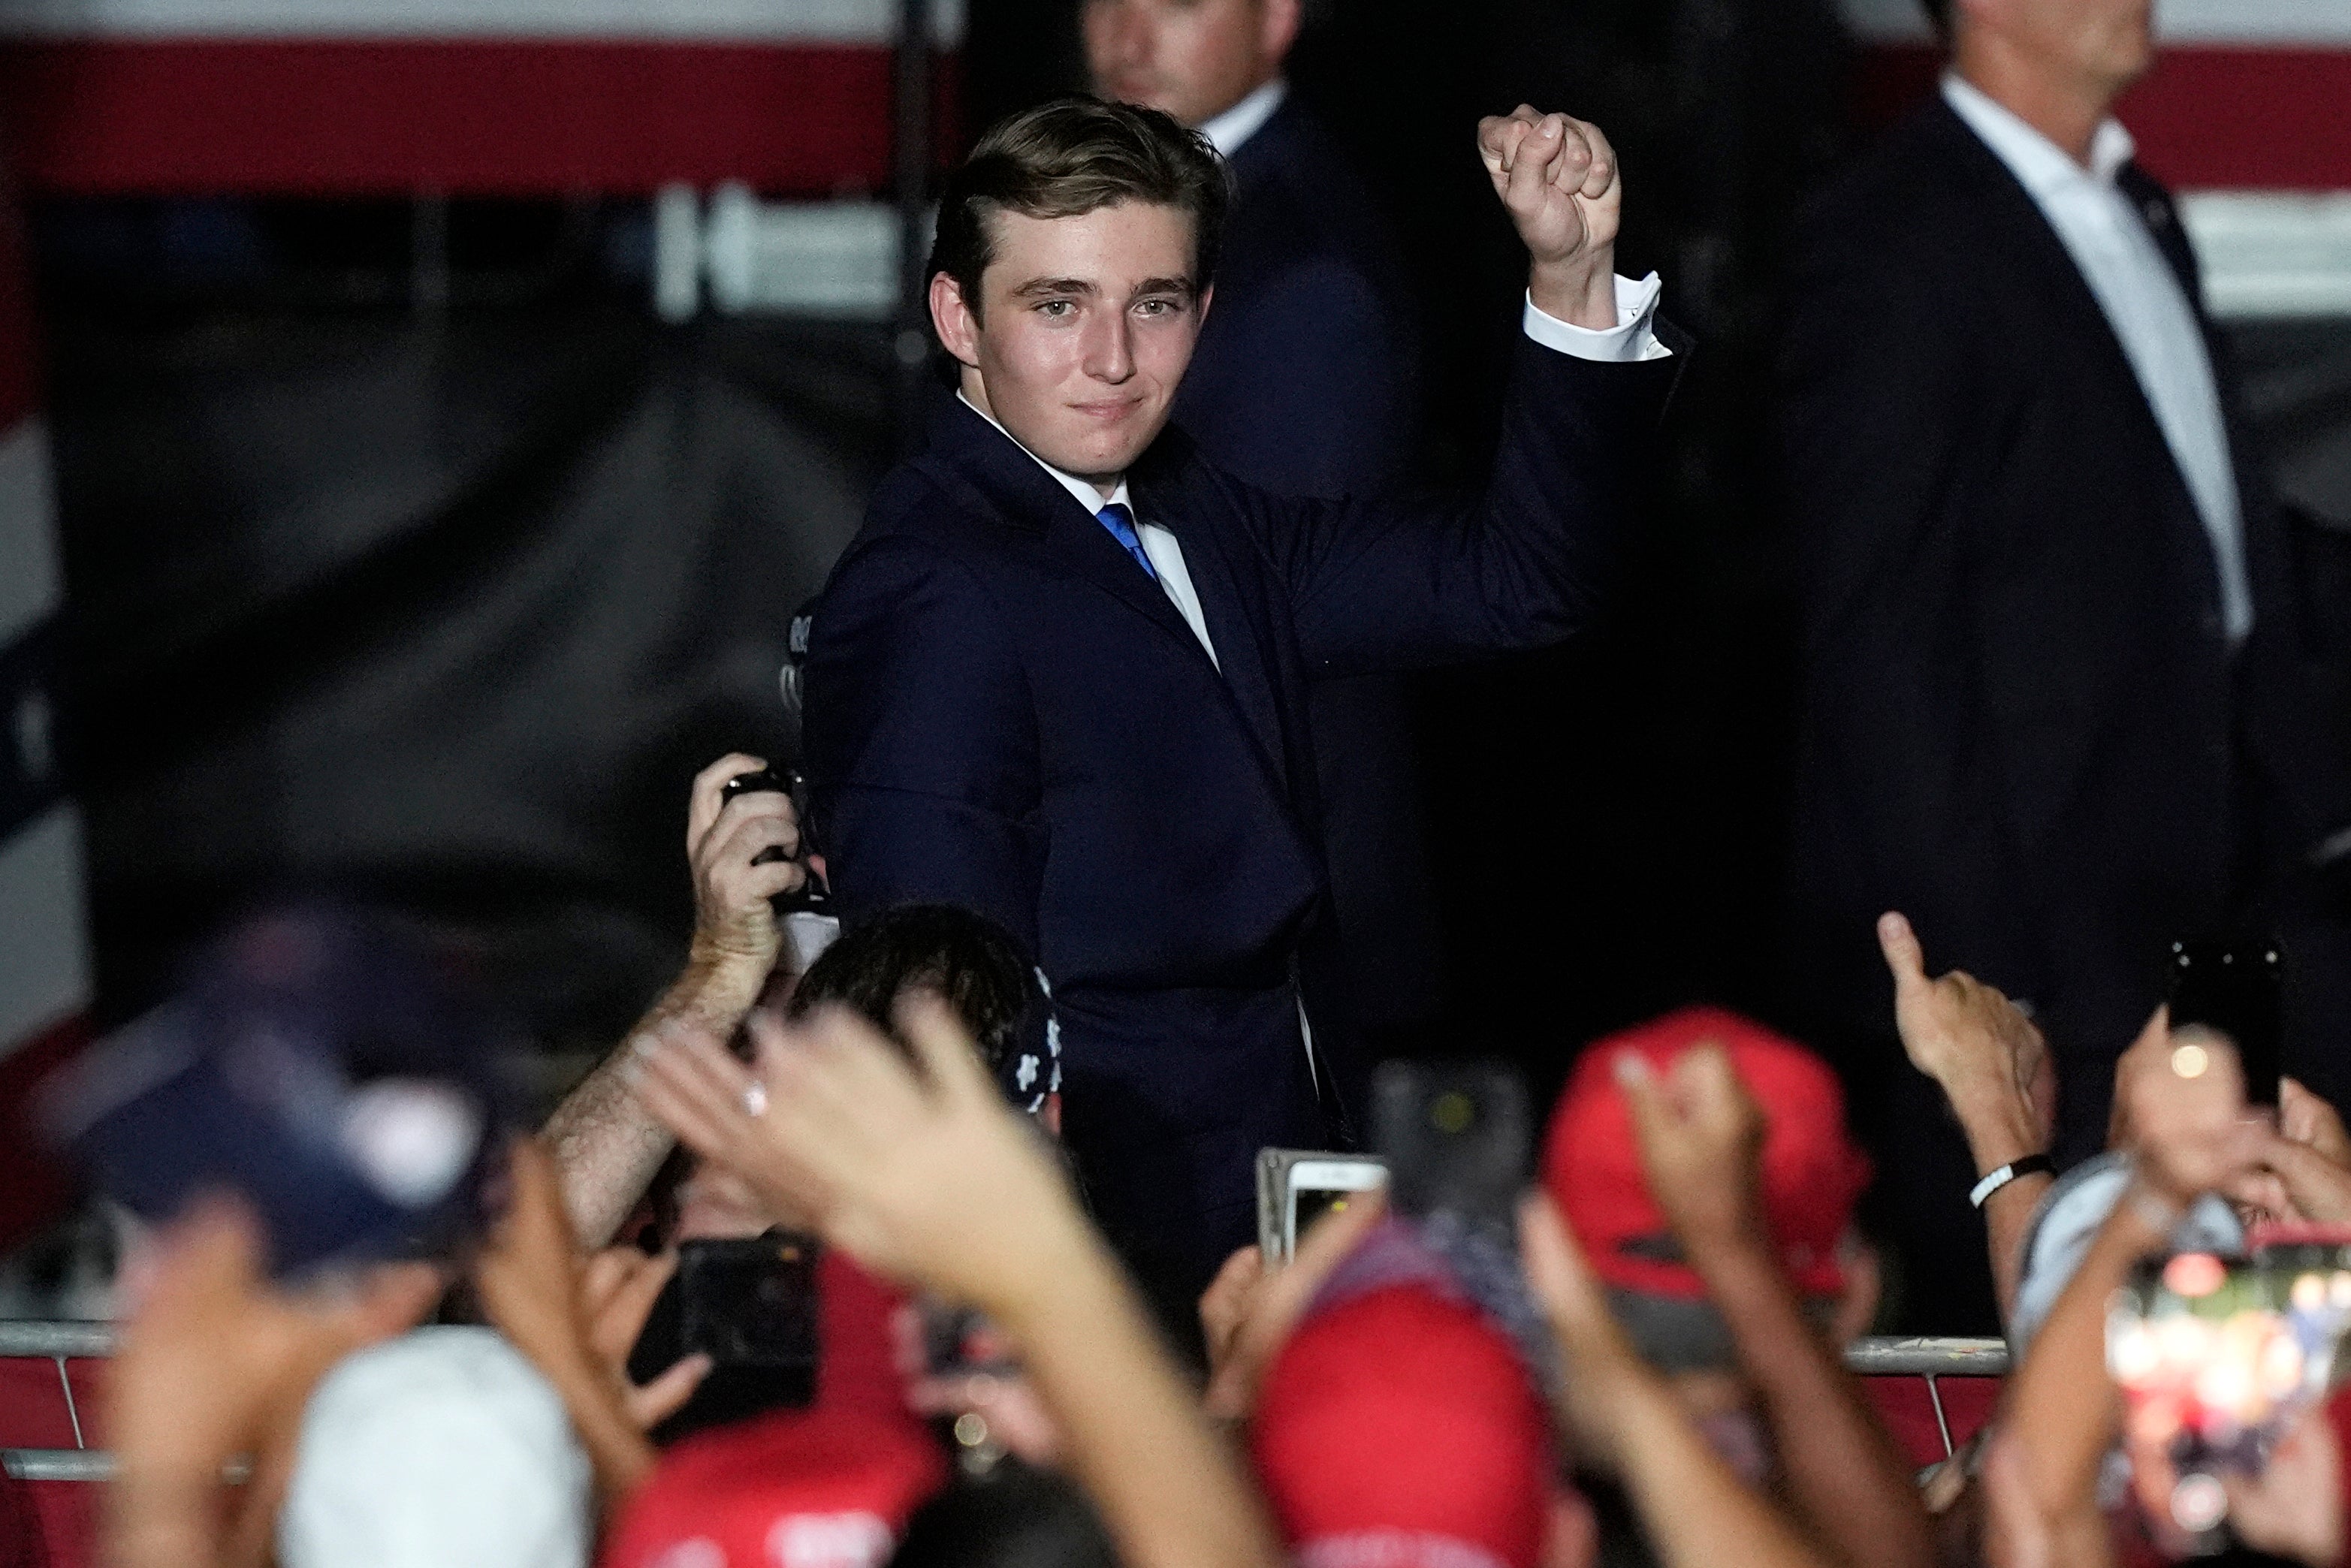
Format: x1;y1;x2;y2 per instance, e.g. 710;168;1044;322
1084;0;1442;1052
1779;0;2349;1329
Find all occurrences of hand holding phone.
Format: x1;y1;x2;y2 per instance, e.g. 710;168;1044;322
1254;1150;1388;1265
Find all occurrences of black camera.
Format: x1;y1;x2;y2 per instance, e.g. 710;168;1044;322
720;765;829;916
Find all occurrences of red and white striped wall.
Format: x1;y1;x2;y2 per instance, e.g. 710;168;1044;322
1843;0;2351;317
0;175;89;1246
1841;0;2351;191
0;0;961;198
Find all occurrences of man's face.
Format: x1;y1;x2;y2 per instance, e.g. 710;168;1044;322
934;201;1207;486
1970;0;2154;95
1083;0;1295;128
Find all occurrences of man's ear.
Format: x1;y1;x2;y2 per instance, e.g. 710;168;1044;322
931;271;982;370
1260;0;1302;68
1196;282;1214;329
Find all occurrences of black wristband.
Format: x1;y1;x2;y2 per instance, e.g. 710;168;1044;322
1969;1153;2055;1209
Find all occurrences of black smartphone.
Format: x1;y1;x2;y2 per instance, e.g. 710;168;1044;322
677;1232;822;1375
2169;939;2283;1107
1370;1060;1532;1234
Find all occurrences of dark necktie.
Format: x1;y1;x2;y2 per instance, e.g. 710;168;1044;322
1094;502;1157;583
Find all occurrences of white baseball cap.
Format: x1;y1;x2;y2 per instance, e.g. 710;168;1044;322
279;1325;593;1568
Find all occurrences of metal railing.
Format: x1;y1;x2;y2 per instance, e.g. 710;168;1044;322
0;1324;2011;1479
1844;1334;2011;1460
0;1320;112;1482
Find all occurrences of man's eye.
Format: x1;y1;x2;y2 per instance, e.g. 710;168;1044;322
1037;300;1076;318
1136;298;1176;317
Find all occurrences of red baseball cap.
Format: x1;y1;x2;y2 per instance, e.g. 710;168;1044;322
1542;1006;1872;1301
1251;1283;1555;1568
600;1406;946;1568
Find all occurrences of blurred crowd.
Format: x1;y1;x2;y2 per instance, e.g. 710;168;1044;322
15;752;2351;1568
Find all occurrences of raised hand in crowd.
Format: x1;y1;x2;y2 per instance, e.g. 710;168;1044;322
1517;1193;1832;1568
103;1199;442;1568
2232;1075;2351;1226
632;998;1283;1568
1197;1190;1387;1424
473;1136;711;1513
2223;1400;2350;1567
547;752;811;1246
2003;1014;2263;1542
1879;910;2056;1322
1617;1046;1934;1568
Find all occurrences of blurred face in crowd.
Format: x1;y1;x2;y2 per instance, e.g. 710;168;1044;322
1960;0;2154;96
932;202;1209;487
1083;0;1300;128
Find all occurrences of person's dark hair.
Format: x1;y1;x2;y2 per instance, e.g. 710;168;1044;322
1919;0;1952;36
889;1460;1119;1568
928;95;1230;323
785;904;1036;1077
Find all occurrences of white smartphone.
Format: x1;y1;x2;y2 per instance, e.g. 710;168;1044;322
1255;1148;1388;1265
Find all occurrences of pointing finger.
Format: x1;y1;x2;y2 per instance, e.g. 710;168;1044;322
1877;911;1927;994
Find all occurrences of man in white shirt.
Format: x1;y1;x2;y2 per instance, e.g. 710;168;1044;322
1779;0;2347;1331
804;95;1676;1319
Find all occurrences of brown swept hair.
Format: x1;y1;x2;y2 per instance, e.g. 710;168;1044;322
928;94;1231;323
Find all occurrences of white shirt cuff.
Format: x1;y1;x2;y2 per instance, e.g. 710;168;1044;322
1521;272;1670;363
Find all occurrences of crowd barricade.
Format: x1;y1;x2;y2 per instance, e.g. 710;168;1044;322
1849;1335;2011;1470
1;1323;2011;1566
1;1320;110;1568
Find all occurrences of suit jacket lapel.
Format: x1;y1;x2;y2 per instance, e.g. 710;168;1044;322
1929;102;2220;586
919;395;1217;662
1130;446;1294;796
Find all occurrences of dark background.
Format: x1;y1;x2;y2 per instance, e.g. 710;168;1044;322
25;0;2351;1181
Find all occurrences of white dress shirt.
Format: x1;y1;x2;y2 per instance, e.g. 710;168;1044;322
1199;78;1289;159
1942;74;2252;641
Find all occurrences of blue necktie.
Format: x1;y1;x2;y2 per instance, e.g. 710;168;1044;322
1095;502;1157;583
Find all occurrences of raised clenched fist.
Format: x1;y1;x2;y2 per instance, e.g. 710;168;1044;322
1476;104;1622;327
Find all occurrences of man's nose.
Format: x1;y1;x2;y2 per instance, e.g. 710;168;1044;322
1097;0;1152;69
1081;310;1136;384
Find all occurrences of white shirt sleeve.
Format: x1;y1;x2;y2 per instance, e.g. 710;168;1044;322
1521;272;1670;363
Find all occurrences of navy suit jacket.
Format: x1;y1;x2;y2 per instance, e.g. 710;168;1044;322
1171;95;1444;1041
804;331;1676;1287
1175;95;1419;498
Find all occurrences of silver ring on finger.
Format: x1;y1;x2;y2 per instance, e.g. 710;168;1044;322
742;1081;769;1118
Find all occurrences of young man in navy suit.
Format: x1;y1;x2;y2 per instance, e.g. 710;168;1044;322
803;96;1676;1308
1085;0;1441;1057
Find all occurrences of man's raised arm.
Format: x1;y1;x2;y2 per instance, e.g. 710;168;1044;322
1236;107;1679;676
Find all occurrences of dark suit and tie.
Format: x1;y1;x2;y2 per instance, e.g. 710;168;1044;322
805;327;1676;1299
1169;85;1442;1048
1780;85;2348;1328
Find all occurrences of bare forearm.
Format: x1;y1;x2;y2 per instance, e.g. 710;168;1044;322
1698;1242;1933;1568
996;1226;1281;1568
2005;1196;2165;1521
1942;1082;2050;1328
545;952;770;1246
1607;1361;1834;1568
1982;1174;2053;1328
